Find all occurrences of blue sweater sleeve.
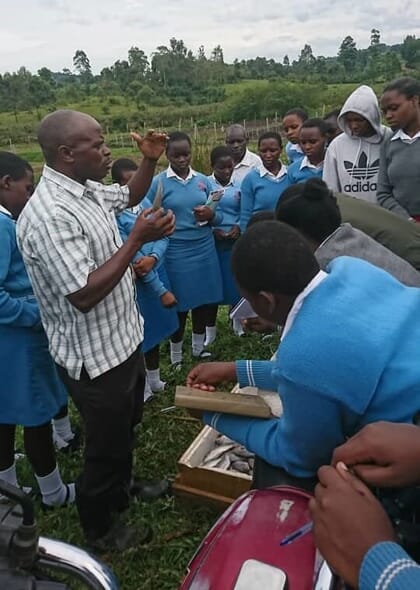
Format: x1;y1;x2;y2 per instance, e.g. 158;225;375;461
0;223;40;328
360;542;420;590
236;360;279;391
204;375;349;477
143;236;169;261
239;173;255;232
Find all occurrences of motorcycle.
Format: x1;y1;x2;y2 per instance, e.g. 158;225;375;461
0;480;119;589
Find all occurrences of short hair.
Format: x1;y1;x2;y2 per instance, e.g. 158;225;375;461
166;131;191;152
226;124;248;140
246;210;275;229
258;131;282;148
210;145;234;167
383;77;420;99
0;151;33;180
323;109;341;121
111;158;137;184
301;117;329;136
275;178;341;243
231;220;319;296
283;108;308;122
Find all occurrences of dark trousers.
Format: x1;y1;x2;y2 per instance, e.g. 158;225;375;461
252;456;317;493
57;350;145;538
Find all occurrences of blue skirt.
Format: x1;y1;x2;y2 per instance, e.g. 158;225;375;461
136;266;179;353
0;325;67;427
216;242;241;306
165;233;223;312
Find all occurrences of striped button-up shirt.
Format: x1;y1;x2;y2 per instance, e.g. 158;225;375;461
16;165;143;379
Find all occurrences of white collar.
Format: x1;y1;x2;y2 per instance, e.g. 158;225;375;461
391;129;420;144
167;166;197;182
0;204;12;217
234;149;256;169
210;173;234;188
299;155;323;170
281;270;328;341
259;163;287;179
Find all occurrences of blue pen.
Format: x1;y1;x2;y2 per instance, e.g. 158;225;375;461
279;521;313;546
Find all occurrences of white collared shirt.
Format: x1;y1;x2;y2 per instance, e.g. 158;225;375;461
167;166;197;183
16;165;143;380
259;163;287;180
281;270;328;341
231;150;262;184
391;129;420;144
300;156;324;170
210;173;234;188
0;204;11;217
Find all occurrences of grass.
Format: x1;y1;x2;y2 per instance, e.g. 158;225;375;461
14;309;276;589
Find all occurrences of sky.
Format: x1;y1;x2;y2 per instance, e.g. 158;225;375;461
1;0;419;74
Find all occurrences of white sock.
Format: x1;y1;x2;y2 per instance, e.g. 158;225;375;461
36;465;75;507
144;379;154;402
170;340;183;365
204;326;217;347
0;463;18;487
192;333;206;356
146;369;166;392
232;318;245;336
53;415;74;442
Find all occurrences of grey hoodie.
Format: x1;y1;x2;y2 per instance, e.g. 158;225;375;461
323;85;391;203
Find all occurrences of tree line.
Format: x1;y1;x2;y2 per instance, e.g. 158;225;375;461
0;30;419;128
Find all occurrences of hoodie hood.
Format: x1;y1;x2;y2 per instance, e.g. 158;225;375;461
338;85;386;144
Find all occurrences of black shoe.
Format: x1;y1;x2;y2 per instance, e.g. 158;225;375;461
129;478;171;501
87;520;153;553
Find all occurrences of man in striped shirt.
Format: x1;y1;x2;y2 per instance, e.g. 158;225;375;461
17;109;175;551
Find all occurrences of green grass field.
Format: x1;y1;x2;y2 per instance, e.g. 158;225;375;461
15;310;276;589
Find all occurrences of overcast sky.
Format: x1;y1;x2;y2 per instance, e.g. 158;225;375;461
1;0;419;74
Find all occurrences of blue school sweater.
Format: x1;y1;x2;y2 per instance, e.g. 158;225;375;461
146;169;222;240
116;199;169;297
204;256;420;477
0;211;40;327
360;542;420;590
285;141;304;164
239;167;291;231
207;175;241;232
287;156;323;184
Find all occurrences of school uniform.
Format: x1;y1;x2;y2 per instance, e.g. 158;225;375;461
285;141;304;164
239;164;291;232
116;200;179;353
287;156;323;184
146;168;223;312
207;175;241;306
204;257;420;477
0;205;66;427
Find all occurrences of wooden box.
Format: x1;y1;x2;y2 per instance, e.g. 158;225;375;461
173;425;252;507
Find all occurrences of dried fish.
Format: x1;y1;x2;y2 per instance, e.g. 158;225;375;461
215;454;231;470
215;435;235;446
202;443;236;465
152;178;164;211
233;446;254;459
231;461;251;474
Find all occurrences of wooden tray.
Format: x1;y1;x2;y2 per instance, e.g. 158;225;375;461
175;386;272;418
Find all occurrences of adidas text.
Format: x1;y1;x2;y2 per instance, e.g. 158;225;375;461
344;181;377;193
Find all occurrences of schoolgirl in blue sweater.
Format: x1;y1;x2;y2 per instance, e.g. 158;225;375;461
145;132;223;366
205;146;242;346
112;159;178;395
239;132;290;232
283;108;308;164
287;118;328;184
187;221;420;479
0;152;74;507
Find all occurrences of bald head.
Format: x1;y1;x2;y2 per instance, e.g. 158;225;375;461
226;124;247;141
37;110;100;165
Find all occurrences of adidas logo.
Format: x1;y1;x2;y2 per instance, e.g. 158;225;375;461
343;151;379;180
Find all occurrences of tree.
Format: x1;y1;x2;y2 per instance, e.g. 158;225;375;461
28;76;55;119
73;49;92;81
128;46;149;78
338;36;358;73
401;35;420;68
283;55;290;67
211;45;224;63
370;29;380;46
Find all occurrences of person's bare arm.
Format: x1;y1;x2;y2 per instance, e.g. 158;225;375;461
67;208;174;313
